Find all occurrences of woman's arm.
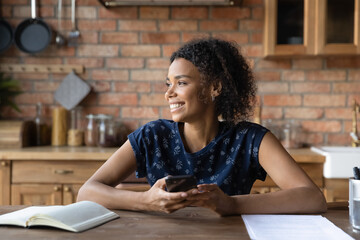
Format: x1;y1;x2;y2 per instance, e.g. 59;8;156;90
188;132;327;215
231;131;327;214
77;140;194;212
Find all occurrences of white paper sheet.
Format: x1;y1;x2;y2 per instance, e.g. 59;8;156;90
242;214;354;240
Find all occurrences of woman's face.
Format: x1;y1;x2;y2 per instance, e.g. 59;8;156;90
165;58;213;123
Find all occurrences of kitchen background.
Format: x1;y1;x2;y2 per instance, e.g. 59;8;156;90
0;0;359;147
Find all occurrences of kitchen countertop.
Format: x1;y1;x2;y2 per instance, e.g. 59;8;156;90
0;147;325;163
0;146;116;160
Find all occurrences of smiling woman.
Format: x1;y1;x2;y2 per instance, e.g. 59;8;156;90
77;37;327;216
165;58;213;124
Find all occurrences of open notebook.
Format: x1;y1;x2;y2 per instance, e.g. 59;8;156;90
0;201;119;232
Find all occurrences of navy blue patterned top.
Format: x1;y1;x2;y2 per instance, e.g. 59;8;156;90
128;119;268;196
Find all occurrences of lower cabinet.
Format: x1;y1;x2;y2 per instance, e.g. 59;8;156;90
323;179;348;202
11;184;82;205
0;160;10;205
8;160;147;206
10;160;103;205
0;149;331;205
252;162;324;195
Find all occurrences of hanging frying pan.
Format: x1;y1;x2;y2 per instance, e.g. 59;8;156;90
0;3;13;53
14;0;51;53
0;19;13;53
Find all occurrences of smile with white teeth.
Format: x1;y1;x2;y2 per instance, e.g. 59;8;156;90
170;103;184;110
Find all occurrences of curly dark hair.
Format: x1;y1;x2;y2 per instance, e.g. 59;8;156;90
170;37;257;125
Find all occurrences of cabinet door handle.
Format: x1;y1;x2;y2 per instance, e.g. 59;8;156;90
1;161;8;167
54;186;61;191
54;169;74;175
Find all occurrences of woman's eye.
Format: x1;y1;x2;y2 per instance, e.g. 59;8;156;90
178;81;187;86
165;82;171;88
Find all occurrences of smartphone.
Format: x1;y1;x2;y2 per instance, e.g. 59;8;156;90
165;175;197;192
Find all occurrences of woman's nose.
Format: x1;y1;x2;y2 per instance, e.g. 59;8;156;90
165;85;175;100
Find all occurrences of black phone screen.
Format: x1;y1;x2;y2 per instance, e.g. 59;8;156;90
165;175;197;192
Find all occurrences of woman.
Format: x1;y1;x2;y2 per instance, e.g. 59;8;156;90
77;38;327;216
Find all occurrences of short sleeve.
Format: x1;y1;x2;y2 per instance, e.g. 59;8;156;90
128;126;148;178
248;124;268;182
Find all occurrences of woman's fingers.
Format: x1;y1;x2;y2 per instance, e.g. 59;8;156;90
197;183;219;192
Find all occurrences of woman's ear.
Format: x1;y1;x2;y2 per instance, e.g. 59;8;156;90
211;81;222;98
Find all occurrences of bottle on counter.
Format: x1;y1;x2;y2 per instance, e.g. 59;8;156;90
34;102;51;146
84;114;97;147
67;107;84;147
52;106;68;146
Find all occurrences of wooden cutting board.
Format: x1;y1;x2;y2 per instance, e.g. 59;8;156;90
0;121;36;148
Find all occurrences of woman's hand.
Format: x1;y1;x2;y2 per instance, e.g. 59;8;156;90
142;177;196;213
187;184;235;216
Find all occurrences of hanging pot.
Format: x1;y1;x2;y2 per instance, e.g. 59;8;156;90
0;3;13;53
0;18;13;53
14;0;52;54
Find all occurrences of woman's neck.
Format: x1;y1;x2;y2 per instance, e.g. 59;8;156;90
180;118;219;153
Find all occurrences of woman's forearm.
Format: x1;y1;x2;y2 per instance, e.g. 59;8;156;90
231;187;327;215
77;181;147;211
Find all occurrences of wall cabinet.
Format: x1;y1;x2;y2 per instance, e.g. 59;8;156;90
264;0;360;57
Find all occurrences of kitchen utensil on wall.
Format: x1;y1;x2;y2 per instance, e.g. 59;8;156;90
14;0;52;53
0;3;13;53
55;0;66;47
54;71;90;110
51;106;67;146
68;0;80;46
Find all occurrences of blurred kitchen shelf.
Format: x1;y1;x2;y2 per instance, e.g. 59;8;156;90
0;64;84;74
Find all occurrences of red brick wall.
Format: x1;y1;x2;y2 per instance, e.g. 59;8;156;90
1;0;359;146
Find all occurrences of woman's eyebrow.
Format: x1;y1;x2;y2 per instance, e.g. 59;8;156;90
166;75;192;81
174;75;191;79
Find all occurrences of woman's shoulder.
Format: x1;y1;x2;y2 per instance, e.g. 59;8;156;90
233;121;268;133
136;119;176;134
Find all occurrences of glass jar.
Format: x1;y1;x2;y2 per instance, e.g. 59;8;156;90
67;107;84;146
97;114;117;147
84;114;97;147
280;120;301;149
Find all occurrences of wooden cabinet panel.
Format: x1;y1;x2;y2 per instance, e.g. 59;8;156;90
63;184;82;205
0;147;326;205
253;162;323;188
11;184;63;205
0;160;10;205
315;0;360;54
264;0;360;56
323;179;349;202
264;0;316;57
12;161;103;184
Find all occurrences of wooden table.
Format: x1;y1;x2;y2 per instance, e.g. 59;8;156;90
0;204;359;240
